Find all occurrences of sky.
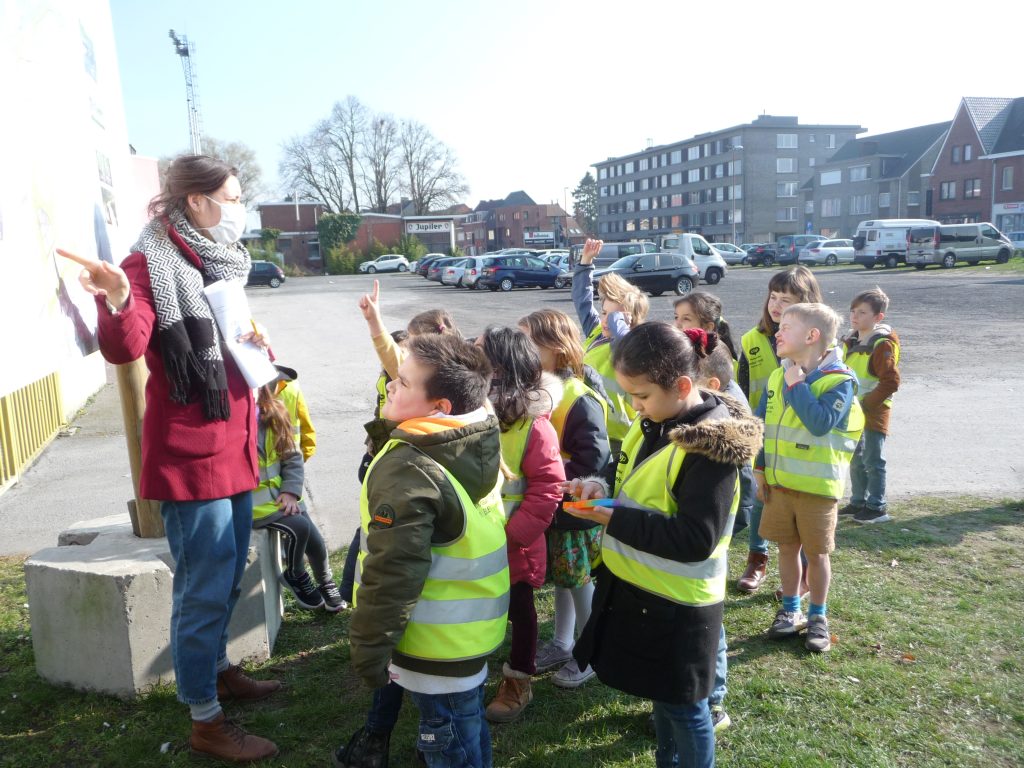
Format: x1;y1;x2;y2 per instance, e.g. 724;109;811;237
110;0;1022;214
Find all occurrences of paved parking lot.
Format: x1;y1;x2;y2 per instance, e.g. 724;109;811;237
3;262;1021;554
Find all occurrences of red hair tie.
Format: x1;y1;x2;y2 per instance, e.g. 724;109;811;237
683;327;708;350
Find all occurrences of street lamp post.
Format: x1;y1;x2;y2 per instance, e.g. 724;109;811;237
563;186;570;248
731;144;744;244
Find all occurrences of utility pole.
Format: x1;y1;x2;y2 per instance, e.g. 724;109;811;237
169;30;203;155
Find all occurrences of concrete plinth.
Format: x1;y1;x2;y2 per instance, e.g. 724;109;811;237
25;514;283;699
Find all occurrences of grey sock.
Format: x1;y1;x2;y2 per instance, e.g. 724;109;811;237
190;700;222;723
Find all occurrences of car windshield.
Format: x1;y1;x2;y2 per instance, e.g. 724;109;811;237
609;255;640;270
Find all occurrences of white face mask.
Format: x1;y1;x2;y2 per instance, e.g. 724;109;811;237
204;195;247;244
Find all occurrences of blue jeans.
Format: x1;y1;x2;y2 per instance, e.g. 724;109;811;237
850;429;887;511
709;624;727;707
748;500;769;554
652;698;715;768
366;681;405;733
161;492;252;705
408;683;491;768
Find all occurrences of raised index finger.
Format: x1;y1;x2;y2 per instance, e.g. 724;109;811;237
56;248;100;270
372;279;379;302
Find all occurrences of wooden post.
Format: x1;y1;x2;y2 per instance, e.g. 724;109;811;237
116;359;164;538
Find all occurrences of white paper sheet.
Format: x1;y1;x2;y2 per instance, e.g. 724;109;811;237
203;279;278;388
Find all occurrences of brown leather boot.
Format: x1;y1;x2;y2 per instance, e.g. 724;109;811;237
484;663;532;723
190;713;279;762
736;551;769;593
216;664;282;702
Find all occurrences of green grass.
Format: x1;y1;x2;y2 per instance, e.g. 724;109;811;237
2;496;1023;767
992;254;1024;273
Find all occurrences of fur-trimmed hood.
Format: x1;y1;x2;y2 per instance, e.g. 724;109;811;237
523;372;564;418
668;391;763;467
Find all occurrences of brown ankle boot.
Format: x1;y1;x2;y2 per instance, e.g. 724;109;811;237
736;552;769;593
484;663;533;724
216;664;282;702
190;713;278;762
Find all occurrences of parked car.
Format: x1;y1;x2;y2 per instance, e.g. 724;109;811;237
247;260;285;288
746;243;778;267
569;240;657;268
799;238;855;266
426;257;464;282
905;222;1014;269
776;234;824;266
853;218;939;269
416;254;447;276
441;258;471;287
739;243;761;253
710;242;748;265
539;249;569;264
1006;231;1024;251
592;252;698;297
477;254;570;291
658;233;728;284
358;253;409;274
459;256;490;289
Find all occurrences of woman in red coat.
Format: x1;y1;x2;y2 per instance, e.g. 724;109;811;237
65;155;280;764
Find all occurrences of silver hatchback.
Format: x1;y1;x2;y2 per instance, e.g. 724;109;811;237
799;239;854;266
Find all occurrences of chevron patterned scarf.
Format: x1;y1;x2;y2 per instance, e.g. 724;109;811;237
133;212;251;421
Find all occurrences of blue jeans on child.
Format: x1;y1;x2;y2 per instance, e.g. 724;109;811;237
408;683;491;768
161;491;252;705
850;429;887;511
652;697;715;768
709;624;727;708
748;500;769;555
366;681;405;733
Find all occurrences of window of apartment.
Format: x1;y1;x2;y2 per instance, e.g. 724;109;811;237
940;181;956;199
964;144;972;161
776;207;798;222
777;133;798;149
499;213;506;222
662;174;669;187
687;146;700;161
714;164;725;178
849;165;869;182
625;200;635;212
618;164;625;175
661;153;669;166
523;211;528;220
641;178;650;190
671;150;682;164
878;192;891;208
703;143;711;157
728;159;742;176
964;178;982;198
777;182;798;197
513;211;520;220
599;222;608;234
731;209;743;223
715;210;725;225
689;191;700;205
850;194;871;215
651;155;659;169
826;134;836;149
805;200;814;214
732;184;742;200
819;169;841;186
651;197;659;210
671;194;683;207
907;190;920;206
625;161;634;174
625;181;635;193
809;134;816;143
715;187;725;202
599;168;607;180
821;198;842;217
671;215;682;227
714;140;724;154
671;172;683;185
1003;166;1014;190
639;198;649;210
688;169;700;183
777;158;796;173
639;158;649;171
951;145;961;163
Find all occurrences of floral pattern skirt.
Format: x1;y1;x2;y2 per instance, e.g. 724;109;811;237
546;527;603;588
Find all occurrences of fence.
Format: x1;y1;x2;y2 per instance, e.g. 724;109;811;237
0;373;64;493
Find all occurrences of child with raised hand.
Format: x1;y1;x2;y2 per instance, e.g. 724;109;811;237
841;287;901;525
735;266;822;595
572;238;649;451
476;327;565;723
673;291;739;360
755;303;864;653
565;322;762;768
518;309;611;689
252;380;343;612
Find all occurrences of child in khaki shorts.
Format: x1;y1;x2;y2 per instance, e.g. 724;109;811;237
752;303;864;653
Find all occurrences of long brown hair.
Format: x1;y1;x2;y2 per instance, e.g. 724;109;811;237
257;385;296;457
407;308;460;337
518;309;584;378
148;154;238;220
757;266;823;335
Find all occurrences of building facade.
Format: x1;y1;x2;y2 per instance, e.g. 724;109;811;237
593;115;864;245
455;191;583;255
256;200;326;272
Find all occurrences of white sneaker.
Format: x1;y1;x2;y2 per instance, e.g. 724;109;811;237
552;659;595;689
534;641;573;673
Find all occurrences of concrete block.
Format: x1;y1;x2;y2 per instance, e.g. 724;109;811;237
25;515;283;699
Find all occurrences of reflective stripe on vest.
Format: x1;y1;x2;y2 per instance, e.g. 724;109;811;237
763;368;865;498
499;418;533;519
846;333;899;408
583;339;635;442
603;419;737;607
252;429;286;519
355;438;509;662
741;328;779;412
550;376;608;460
278;383;303;439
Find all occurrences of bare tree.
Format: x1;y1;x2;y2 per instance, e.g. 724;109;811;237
398;119;468;215
279;127;348;213
323;96;368;214
359;115;402;213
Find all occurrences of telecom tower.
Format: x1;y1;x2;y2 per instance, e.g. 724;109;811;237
168;30;203;155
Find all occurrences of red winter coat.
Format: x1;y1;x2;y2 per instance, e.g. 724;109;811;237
95;246;258;502
503;375;565;587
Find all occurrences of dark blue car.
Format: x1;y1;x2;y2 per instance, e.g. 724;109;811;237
477;254;569;292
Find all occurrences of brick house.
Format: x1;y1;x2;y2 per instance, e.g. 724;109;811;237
456;191;583;254
256;200;326;272
983;99;1024;233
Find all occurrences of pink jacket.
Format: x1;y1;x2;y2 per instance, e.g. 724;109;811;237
504;376;565;587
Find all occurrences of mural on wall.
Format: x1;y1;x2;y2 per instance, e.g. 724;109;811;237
0;0;132;396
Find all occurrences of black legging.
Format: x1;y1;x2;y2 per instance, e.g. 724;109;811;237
264;510;331;582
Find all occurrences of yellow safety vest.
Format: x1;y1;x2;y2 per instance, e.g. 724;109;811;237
276;380;315;462
499;418;533;519
582;328;636;443
355;439;510;663
600;419;738;606
741;328;779;412
845;333;899;408
251;429;299;521
762;367;866;499
374;373;389;419
549;375;609;460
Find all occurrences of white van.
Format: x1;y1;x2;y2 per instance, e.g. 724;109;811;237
659;232;728;284
905;222;1014;269
852;219;940;269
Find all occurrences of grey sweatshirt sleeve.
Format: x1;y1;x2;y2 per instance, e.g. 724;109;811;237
571;265;601;338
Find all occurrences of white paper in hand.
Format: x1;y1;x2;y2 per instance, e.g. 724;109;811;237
203;279;278;388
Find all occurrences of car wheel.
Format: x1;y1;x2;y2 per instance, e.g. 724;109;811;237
825;254;838;266
704;268;722;285
398;264;408;272
674;276;694;296
941;253;956;269
763;256;774;267
885;254;899;269
914;264;927;270
456;278;463;288
997;249;1010;264
649;290;664;297
269;277;281;288
367;266;376;274
554;277;569;289
499;277;514;292
863;263;875;270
